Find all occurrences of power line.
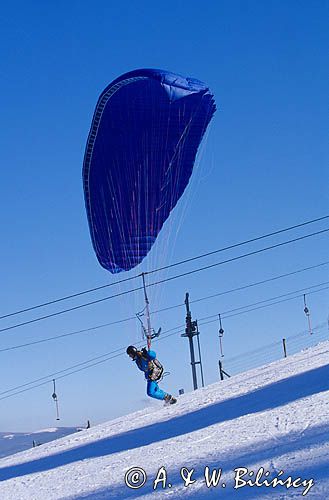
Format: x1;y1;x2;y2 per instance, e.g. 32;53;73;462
1;214;328;322
1;227;328;335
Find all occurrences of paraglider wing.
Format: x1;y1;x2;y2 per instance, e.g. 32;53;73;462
83;68;216;273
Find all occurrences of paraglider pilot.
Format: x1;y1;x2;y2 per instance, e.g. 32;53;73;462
126;346;177;404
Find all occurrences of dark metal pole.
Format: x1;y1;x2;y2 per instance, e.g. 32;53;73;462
195;321;205;387
182;293;198;390
282;338;287;358
218;360;224;381
218;360;231;380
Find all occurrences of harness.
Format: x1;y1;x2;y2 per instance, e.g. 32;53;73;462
137;353;164;381
148;358;164;381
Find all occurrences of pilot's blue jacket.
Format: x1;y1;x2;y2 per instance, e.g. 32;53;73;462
135;349;156;379
133;349;167;401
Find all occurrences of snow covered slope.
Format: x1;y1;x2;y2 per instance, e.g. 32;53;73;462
0;341;328;499
0;428;84;460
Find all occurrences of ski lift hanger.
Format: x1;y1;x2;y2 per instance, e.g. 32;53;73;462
134;273;161;349
52;379;60;421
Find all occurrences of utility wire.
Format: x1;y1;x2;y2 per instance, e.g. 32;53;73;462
1;214;328;322
1;227;328;335
1;260;329;352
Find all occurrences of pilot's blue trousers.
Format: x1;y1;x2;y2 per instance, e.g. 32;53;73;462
147;380;167;400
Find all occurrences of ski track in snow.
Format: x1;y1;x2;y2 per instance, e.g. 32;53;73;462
0;342;328;499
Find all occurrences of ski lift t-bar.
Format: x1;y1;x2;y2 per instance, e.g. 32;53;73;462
52;379;60;421
141;273;153;349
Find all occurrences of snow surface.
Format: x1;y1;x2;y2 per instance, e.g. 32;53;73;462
0;341;328;499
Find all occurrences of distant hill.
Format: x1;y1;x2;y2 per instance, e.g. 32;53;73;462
0;427;83;459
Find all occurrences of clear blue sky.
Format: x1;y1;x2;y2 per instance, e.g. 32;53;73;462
0;1;328;431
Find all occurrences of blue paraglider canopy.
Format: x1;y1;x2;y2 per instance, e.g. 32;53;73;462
83;68;216;273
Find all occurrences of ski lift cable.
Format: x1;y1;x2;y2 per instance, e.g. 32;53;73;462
0;285;144;335
1;314;327;402
0;279;328;356
225;326;328;368
2;259;326;348
1;228;329;336
0;315;137;353
1;285;328;401
215;281;329;318
0;322;186;397
129;259;329;317
200;284;329;323
146;230;329;288
146;215;329;275
0;326;186;401
0;216;328;322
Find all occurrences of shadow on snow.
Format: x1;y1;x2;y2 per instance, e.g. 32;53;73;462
72;423;329;499
0;363;328;484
